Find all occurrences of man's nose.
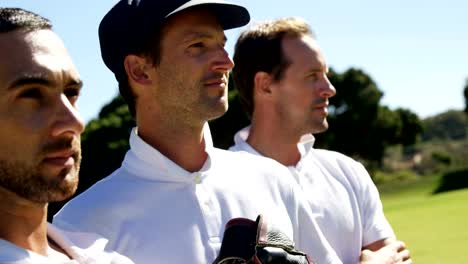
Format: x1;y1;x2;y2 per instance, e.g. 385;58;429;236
320;75;336;98
211;47;235;73
51;94;85;137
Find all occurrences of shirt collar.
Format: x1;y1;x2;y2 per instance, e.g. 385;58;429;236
123;127;212;184
298;133;316;154
233;126;316;158
233;126;262;156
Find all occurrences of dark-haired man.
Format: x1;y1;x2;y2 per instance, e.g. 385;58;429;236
54;1;341;263
0;7;133;263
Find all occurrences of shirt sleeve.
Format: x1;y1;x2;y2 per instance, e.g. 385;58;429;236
351;161;396;246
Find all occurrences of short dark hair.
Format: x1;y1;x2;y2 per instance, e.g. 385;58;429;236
0;8;51;33
233;17;314;118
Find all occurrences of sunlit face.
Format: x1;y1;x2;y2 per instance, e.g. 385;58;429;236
150;8;234;125
0;29;84;203
271;35;336;136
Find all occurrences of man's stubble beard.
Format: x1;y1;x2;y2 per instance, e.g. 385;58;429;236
0;158;80;204
0;140;81;204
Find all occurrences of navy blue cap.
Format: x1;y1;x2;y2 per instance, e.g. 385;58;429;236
99;0;250;75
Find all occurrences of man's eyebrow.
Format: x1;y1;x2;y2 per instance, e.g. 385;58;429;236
8;73;52;90
307;65;329;73
181;31;227;44
8;73;83;91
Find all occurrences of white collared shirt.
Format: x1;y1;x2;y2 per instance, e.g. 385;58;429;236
54;127;341;264
230;126;395;264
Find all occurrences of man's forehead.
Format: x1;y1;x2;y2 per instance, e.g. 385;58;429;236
180;29;227;42
281;35;327;71
0;29;68;62
0;30;33;59
0;30;80;91
283;35;322;58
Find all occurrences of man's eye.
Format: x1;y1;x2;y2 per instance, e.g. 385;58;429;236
308;73;319;80
64;88;80;100
190;42;205;48
19;88;42;99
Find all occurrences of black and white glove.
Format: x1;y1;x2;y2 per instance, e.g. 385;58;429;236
213;214;313;264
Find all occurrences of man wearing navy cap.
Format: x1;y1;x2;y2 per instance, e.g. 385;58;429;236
54;1;342;263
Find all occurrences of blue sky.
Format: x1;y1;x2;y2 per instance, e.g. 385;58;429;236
7;0;468;123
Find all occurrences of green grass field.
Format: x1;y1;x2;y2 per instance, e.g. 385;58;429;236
379;176;468;263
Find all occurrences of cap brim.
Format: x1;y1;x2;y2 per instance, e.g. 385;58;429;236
166;0;250;29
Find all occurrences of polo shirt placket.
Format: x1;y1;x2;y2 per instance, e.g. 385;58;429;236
193;171;222;260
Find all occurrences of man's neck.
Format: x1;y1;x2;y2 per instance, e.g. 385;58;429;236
0;188;72;260
138;120;208;172
0;187;49;255
246;122;302;167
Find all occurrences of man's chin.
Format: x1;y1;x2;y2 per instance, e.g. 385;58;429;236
0;160;79;203
206;103;228;121
47;181;78;202
48;170;79;202
30;169;79;203
310;121;329;134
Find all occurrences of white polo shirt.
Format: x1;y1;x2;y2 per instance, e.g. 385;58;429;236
230;126;395;264
0;224;134;264
54;128;341;264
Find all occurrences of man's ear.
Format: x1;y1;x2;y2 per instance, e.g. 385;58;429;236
253;71;274;97
124;54;153;85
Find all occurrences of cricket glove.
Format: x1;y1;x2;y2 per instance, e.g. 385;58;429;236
213;214;313;264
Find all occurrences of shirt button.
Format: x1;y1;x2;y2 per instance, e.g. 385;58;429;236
194;174;201;184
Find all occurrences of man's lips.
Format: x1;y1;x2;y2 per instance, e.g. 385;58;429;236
314;101;329;108
313;102;329;115
204;78;227;87
43;150;78;167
